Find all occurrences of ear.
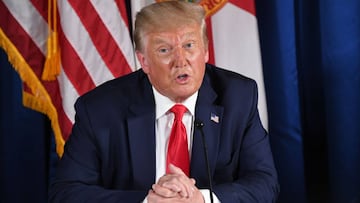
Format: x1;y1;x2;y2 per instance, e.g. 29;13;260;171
204;49;209;63
136;51;150;73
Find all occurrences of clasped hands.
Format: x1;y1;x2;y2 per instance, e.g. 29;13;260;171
147;164;205;203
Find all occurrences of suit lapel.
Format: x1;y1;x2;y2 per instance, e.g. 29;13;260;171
190;71;224;186
127;75;157;188
127;109;156;188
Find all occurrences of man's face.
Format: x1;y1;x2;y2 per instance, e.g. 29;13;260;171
136;24;209;103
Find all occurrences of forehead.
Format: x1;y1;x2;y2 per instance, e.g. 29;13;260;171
148;25;202;44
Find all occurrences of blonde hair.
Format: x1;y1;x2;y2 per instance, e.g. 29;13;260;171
134;1;208;52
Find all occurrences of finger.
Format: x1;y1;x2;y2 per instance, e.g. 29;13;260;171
147;189;171;203
168;164;195;197
168;164;197;194
152;183;179;198
190;178;196;185
158;174;188;197
184;188;205;203
162;180;189;197
147;189;158;203
148;189;184;203
161;175;195;198
168;163;185;175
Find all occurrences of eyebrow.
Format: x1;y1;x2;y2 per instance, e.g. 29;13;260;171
181;32;197;41
152;37;169;45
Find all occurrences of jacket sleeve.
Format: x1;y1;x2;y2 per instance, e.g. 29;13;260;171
49;97;148;203
213;79;280;202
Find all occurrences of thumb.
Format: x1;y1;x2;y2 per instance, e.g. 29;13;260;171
168;163;186;175
169;164;196;184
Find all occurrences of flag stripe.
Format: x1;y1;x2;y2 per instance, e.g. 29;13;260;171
114;0;130;28
229;0;256;15
2;1;47;54
1;1;46;78
59;1;114;87
54;82;74;141
205;18;216;65
59;28;96;95
91;0;136;72
58;69;80;125
29;0;47;21
68;0;132;78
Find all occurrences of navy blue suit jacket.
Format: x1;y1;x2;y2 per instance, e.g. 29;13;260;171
50;64;279;202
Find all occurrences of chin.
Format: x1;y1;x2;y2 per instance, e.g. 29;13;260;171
171;93;188;102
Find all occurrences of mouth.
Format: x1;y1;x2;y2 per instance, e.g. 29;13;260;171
176;73;189;83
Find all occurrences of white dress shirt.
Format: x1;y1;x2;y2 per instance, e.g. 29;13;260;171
153;86;197;182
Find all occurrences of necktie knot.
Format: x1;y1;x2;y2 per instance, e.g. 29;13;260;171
170;104;187;121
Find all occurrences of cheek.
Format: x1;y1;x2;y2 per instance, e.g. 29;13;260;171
157;55;173;65
187;51;207;66
147;51;173;67
187;48;208;61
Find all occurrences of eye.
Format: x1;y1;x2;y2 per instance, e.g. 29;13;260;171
183;42;194;49
157;47;171;54
159;48;168;53
158;48;169;53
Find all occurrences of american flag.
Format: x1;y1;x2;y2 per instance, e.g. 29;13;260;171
0;0;266;157
0;0;136;156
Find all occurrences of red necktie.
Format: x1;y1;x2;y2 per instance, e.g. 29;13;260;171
166;104;190;176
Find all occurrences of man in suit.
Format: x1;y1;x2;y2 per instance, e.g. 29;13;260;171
50;1;279;202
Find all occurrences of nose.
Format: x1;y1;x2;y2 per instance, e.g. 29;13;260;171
174;47;187;68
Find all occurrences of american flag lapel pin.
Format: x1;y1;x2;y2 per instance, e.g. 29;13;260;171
210;113;219;123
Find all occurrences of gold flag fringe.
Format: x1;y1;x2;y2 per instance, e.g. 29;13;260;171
0;28;65;157
42;0;61;81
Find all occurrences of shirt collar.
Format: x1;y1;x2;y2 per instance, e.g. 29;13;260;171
152;86;198;119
